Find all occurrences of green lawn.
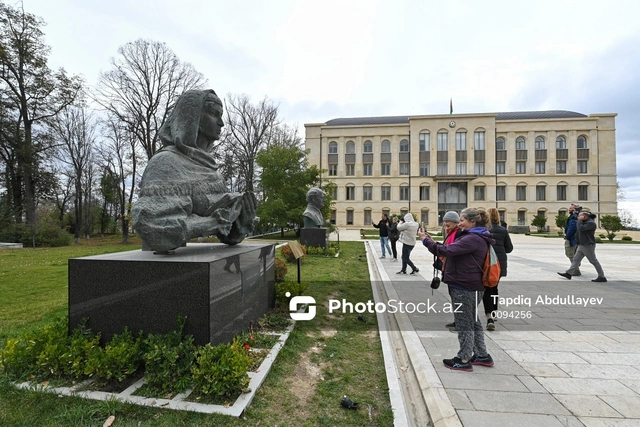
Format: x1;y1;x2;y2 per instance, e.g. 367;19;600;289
0;239;393;426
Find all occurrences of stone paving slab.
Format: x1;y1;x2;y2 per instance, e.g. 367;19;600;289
580;417;640;426
537;377;637;396
556;363;640;379
456;410;568;427
554;394;623;417
599;395;640;418
466;390;571;414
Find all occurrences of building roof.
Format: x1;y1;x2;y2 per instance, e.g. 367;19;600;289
323;110;587;127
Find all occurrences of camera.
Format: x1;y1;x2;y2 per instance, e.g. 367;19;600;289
430;276;441;289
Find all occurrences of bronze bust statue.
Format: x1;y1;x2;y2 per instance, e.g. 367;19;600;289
302;188;325;228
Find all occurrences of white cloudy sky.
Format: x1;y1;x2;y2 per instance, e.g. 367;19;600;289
22;0;640;216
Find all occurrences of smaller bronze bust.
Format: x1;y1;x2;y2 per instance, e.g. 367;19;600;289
303;188;325;228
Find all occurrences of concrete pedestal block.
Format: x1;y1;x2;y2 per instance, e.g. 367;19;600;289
68;243;275;346
300;228;327;249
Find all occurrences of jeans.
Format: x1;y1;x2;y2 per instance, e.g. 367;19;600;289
380;236;392;257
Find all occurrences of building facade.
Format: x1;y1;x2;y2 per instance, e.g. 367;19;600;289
304;110;617;229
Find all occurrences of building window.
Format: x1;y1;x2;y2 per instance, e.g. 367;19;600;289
330;209;336;224
516;185;527;201
363;164;372;176
381;185;391;201
330;187;337;200
421;211;429;225
347;209;353;225
381;140;391;153
474;162;485;175
419;132;430;151
516;161;526;174
346;164;355;176
535;136;545;150
346;141;355;154
474;131;485;150
381;163;390;175
456;162;466;175
437;132;448;150
399;163;409;175
536;185;546;201
578;185;588;201
437;162;448;175
496;162;505;174
474;185;485;201
363;185;372;201
516;136;526;150
556;136;566;149
420;185;430;200
346;186;355;200
557;185;567;201
496;137;506;150
556;160;567;174
328;164;337;176
518;210;526;225
419;163;430;176
455;131;467;150
364;209;372;225
363;140;373;153
400;185;410;201
399;139;409;152
329;141;338;154
577;161;587;173
496;186;506;201
537;210;546;219
535;161;546;174
577;135;587;149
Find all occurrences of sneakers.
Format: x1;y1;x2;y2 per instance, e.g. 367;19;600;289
392;258;398;262
469;353;494;367
396;270;406;275
379;255;386;259
592;277;607;282
443;357;473;371
557;272;572;280
486;318;495;331
410;268;420;275
445;322;456;328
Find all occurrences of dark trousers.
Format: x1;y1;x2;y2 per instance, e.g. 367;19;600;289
401;244;417;272
390;239;398;259
482;285;499;315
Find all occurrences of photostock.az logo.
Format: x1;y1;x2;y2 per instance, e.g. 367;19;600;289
287;292;316;321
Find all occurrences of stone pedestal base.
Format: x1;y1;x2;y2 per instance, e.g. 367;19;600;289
68;243;275;346
300;228;327;249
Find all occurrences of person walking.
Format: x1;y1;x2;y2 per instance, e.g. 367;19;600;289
564;203;581;276
558;210;607;282
396;213;419;274
483;207;513;331
388;216;399;262
419;207;495;371
372;213;392;259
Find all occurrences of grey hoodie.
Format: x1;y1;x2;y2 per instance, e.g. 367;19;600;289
397;213;418;246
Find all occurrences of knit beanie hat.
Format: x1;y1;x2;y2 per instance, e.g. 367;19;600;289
443;211;460;222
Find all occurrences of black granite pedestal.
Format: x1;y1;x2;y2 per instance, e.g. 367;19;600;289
300;228;327;249
68;243;275;346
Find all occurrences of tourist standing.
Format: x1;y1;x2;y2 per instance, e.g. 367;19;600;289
483;207;513;331
372;213;392;259
440;211;461;329
388;216;399;262
396;213;419;274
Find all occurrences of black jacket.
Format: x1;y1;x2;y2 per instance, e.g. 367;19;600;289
388;222;399;240
490;222;513;277
373;219;390;237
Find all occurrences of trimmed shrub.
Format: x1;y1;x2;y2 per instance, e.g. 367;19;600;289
622;235;633;241
191;340;251;400
275;281;308;306
280;243;306;263
85;328;143;383
274;257;288;283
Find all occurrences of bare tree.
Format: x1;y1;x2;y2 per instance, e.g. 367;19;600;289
50;105;96;242
222;94;279;192
93;39;207;160
0;3;83;226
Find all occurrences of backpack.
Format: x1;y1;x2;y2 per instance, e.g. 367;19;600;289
472;243;501;288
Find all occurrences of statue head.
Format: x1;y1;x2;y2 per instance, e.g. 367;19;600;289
158;89;223;156
306;188;325;210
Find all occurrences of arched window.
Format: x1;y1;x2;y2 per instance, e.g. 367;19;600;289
577;135;587;149
381;140;391;153
496;137;506;150
346;140;355;154
399;139;409;152
329;141;338;154
556;136;566;149
516;136;526;150
535;136;545;149
363;140;373;153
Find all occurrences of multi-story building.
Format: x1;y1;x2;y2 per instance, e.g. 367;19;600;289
304;110;617;229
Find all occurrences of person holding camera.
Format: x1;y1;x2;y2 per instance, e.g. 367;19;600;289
558;209;607;282
388;216;399;262
396;213;419;274
372;213;392;259
564;203;582;276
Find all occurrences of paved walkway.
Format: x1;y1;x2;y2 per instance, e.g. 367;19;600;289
337;229;640;427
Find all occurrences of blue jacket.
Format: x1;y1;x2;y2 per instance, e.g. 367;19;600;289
565;213;578;246
423;227;495;291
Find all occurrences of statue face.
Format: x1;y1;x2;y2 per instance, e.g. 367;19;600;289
198;99;224;146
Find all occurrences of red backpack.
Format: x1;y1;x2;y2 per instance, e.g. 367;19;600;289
472;244;501;288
